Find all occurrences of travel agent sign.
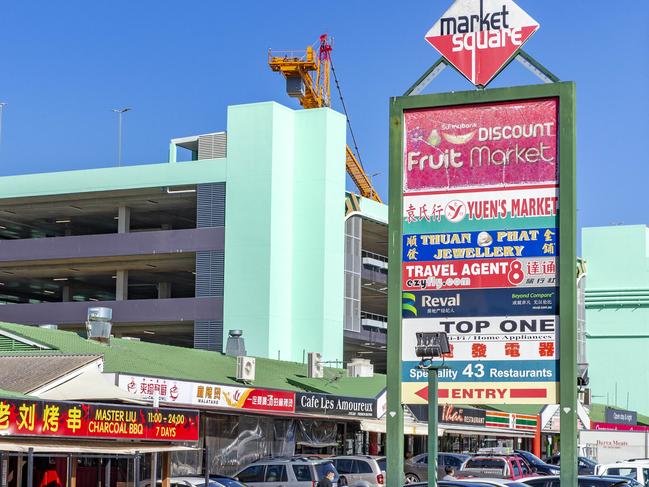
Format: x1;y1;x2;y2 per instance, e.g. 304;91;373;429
425;0;539;87
390;83;576;406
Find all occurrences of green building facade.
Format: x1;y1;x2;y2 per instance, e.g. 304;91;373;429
582;224;649;414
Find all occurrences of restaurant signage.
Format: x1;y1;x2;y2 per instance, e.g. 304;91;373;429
0;397;199;441
118;374;295;413
605;407;637;426
295;393;377;418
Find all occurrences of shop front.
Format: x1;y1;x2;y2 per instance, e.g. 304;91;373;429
0;396;199;487
117;374;386;475
397;405;537;455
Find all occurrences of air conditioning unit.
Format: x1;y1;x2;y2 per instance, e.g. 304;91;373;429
347;358;374;378
308;352;324;379
236;356;256;382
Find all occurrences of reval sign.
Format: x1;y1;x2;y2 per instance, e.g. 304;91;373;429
425;0;539;87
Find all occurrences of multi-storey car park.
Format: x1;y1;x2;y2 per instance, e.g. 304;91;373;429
0;101;389;371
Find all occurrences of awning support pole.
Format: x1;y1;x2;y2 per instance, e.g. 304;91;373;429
1;452;8;487
134;453;140;487
70;455;77;487
204;445;210;487
161;452;171;487
26;448;34;487
105;458;111;487
151;454;157;487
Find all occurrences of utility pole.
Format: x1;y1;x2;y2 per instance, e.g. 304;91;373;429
112;107;131;166
0;102;7;155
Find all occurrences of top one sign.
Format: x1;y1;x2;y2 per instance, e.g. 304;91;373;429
425;0;539;86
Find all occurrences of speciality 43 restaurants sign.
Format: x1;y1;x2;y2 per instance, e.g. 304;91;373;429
399;95;562;405
425;0;539;86
0;397;199;441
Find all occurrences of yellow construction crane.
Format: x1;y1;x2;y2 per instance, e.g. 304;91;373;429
268;35;382;202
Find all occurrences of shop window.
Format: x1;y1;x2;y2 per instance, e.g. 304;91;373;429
237;465;265;483
265;465;288;482
293;465;313;482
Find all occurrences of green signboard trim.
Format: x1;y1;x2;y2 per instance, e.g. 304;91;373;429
387;82;577;487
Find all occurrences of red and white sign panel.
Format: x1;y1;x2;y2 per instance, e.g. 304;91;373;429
425;0;539;86
404;99;557;193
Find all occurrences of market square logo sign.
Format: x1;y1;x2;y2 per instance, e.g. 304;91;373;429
425;0;539;86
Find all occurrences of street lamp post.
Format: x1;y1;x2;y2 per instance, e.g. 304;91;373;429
415;332;450;487
112;107;131;166
0;102;7;154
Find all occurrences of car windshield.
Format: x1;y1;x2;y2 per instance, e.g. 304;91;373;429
517;450;545;464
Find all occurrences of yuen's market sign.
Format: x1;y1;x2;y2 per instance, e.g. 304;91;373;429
425;0;539;86
0;397;199;441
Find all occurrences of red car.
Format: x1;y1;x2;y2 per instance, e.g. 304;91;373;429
457;455;538;481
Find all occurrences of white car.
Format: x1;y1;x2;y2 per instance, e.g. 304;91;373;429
595;460;649;486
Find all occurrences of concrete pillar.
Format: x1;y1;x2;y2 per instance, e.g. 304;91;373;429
157;282;171;299
118;206;131;234
116;270;128;301
62;285;71;302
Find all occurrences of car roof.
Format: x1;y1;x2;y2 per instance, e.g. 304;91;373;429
600;461;649;467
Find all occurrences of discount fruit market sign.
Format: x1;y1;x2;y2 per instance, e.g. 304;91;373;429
425;0;539;86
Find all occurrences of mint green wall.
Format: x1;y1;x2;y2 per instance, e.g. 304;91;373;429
224;102;346;363
582;225;649;414
291;109;346;363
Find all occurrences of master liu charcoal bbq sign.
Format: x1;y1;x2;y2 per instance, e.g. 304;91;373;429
400;97;560;405
0;398;199;441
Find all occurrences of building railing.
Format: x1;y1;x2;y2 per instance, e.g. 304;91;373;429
361;250;388;271
361;311;387;330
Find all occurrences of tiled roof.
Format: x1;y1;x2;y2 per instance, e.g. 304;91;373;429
0;354;101;394
0;322;385;398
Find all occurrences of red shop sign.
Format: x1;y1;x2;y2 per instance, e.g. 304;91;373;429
0;398;199;442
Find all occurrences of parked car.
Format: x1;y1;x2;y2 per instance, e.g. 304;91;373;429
457;455;538;481
404;453;470;483
235;457;340;487
595;460;649;486
407;481;529;487
143;476;247;487
514;451;560;476
518;474;643;486
330;456;385;487
546;455;597;475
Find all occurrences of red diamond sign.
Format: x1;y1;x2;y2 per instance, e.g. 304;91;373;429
425;0;539;87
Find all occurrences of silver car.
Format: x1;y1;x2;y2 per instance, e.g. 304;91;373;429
235;458;340;487
330;456;385;487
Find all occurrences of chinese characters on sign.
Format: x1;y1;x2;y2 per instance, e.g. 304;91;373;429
0;398;199;441
401;99;560;405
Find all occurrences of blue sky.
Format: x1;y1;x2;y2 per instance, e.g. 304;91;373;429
0;1;647;234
